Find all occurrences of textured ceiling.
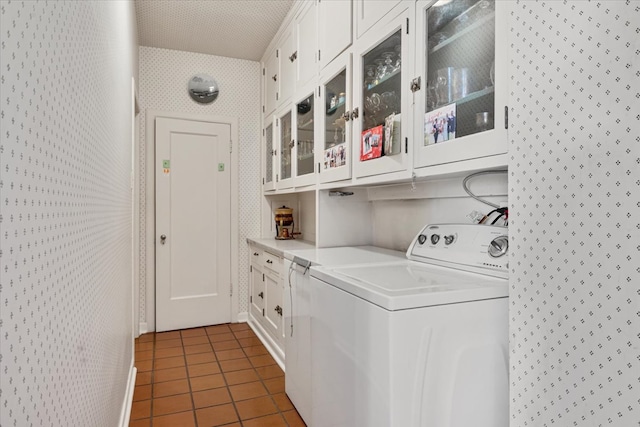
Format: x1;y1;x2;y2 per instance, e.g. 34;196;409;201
135;0;295;61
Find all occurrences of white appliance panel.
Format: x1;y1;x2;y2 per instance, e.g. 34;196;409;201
310;276;509;427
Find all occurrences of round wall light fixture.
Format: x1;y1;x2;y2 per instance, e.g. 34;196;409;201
188;74;219;104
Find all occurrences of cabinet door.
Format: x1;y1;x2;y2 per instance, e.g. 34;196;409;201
353;0;402;39
295;2;318;91
293;89;317;187
265;271;283;339
351;6;413;181
413;0;508;170
250;265;265;320
279;29;296;106
264;49;279;117
318;0;352;69
263;118;276;191
276;107;294;189
319;49;352;184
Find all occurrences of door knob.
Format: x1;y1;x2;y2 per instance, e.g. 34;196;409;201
160;234;167;244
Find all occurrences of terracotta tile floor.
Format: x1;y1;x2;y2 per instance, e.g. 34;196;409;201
131;323;306;427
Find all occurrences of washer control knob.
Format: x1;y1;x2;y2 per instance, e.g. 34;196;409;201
488;236;509;258
444;235;455;245
418;234;427;245
430;234;440;244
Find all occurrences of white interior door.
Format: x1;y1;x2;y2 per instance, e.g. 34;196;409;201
155;117;231;332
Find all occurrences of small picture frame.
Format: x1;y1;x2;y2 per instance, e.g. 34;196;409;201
324;142;347;169
424;103;456;146
360;125;384;161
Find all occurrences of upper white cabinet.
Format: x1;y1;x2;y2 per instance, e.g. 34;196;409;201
413;0;508;170
275;105;295;189
319;49;353;184
351;4;413;181
264;50;279;118
292;87;318;187
318;0;352;69
279;29;296;106
263;29;295;118
295;2;318;91
353;0;403;39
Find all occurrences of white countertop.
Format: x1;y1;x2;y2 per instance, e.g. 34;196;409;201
283;245;406;266
246;237;315;257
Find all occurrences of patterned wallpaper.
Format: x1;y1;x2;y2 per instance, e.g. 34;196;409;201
508;1;639;425
0;1;138;426
138;47;261;330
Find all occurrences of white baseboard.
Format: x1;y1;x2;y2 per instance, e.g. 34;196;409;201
139;322;148;335
237;312;248;323
247;316;285;371
118;362;137;427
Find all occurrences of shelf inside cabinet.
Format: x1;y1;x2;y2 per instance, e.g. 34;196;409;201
429;11;495;55
298;118;314;129
297;152;314;161
326;100;346;115
427;85;494;113
365;68;401;91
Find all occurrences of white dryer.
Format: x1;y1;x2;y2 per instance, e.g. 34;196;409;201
309;224;510;427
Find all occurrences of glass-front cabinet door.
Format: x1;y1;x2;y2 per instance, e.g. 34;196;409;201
352;5;412;181
414;0;508;170
263;119;275;191
319;49;352;184
276;107;294;189
294;91;316;187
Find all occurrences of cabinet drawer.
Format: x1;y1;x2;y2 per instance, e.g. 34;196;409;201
250;246;263;266
263;251;282;275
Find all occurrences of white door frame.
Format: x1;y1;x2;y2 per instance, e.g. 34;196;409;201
144;110;240;332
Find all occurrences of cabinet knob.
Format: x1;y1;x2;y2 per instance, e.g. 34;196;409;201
351;107;359;120
253;252;259;256
266;259;273;264
258;292;264;299
289;51;297;62
272;74;277;82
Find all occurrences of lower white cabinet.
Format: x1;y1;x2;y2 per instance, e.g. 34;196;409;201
248;244;285;358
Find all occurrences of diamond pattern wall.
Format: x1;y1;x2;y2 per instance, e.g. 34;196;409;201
138;46;261;330
0;1;138;426
508;1;640;425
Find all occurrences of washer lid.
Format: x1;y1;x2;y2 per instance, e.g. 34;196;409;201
311;261;508;311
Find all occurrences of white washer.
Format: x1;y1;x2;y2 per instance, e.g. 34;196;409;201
283;246;406;426
309;224;510;427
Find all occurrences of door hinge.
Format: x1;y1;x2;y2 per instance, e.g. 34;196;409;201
263;105;265;113
505;106;509;129
262;68;265;76
276;92;279;101
276;174;279;182
410;77;421;92
262;273;265;281
263;177;265;185
318;49;321;62
250;296;253;303
250;265;253;272
229;140;232;153
406;18;409;35
276;49;279;58
405;137;408;154
230;286;233;297
317;86;320;97
262;308;265;316
317;162;320;173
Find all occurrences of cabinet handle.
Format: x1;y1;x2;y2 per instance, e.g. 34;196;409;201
272;74;277;82
351;107;359;120
289;51;297;62
266;259;273;264
275;305;283;316
253;252;259;256
342;111;351;122
258;292;264;299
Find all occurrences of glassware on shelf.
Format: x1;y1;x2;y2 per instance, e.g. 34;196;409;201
364;65;377;87
381;52;395;77
393;44;402;71
373;58;386;83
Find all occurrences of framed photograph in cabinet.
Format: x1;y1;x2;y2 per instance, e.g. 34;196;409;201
424;103;456;146
360;125;384;161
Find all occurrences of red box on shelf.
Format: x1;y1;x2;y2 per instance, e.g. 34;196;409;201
360;125;383;161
